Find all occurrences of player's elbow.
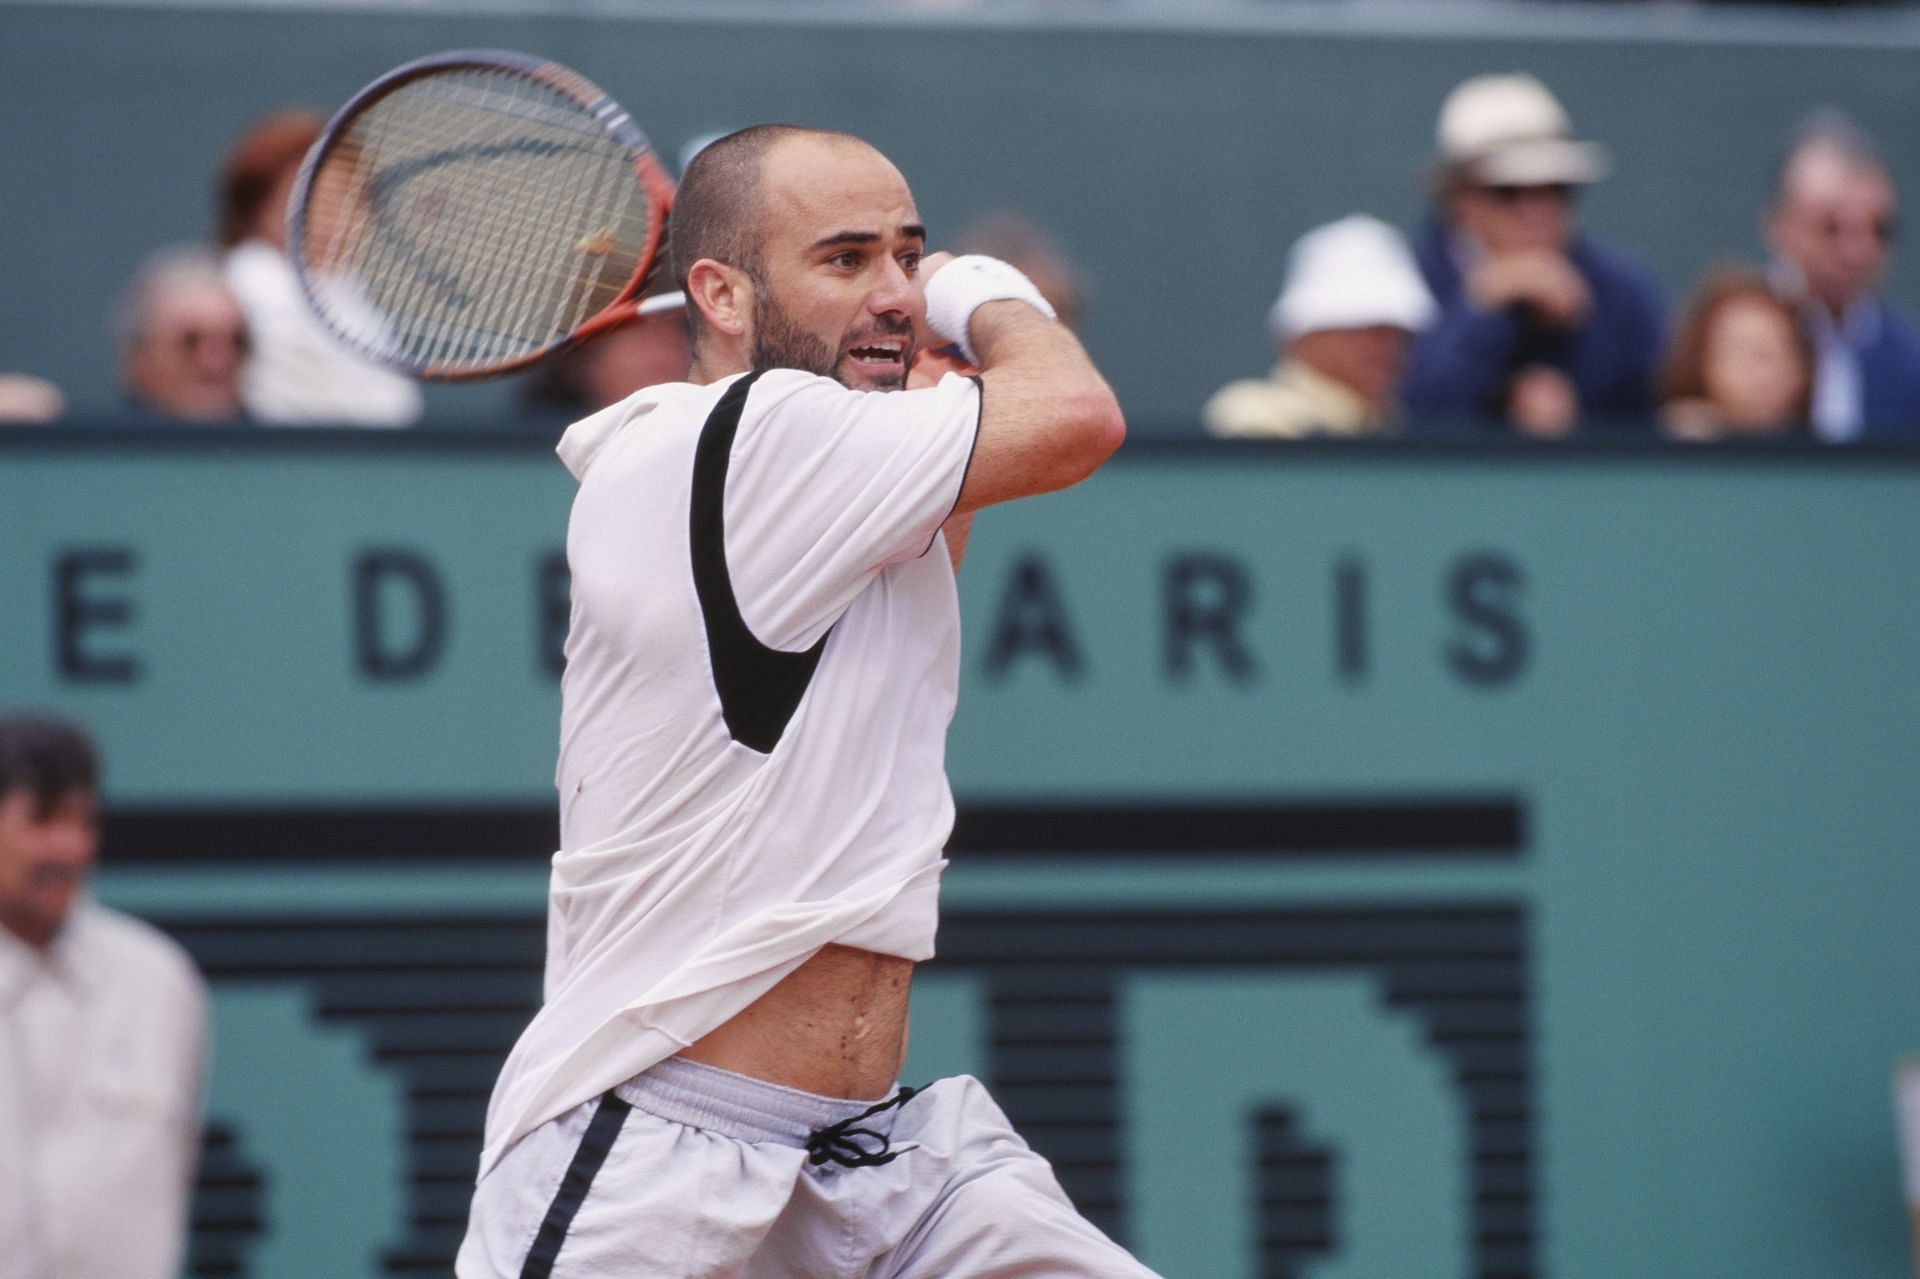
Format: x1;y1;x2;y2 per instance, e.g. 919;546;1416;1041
1056;382;1125;485
1088;387;1127;462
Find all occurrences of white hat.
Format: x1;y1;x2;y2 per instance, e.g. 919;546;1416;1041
1269;215;1436;340
1436;73;1610;187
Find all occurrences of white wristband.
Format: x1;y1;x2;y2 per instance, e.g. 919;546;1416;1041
923;255;1057;365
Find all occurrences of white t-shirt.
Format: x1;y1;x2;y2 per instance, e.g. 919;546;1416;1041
225;239;424;427
0;902;208;1279
478;368;982;1177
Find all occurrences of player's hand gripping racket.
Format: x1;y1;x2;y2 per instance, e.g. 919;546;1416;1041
288;50;676;380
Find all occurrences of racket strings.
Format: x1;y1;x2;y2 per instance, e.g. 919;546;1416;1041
411;76;555;368
555;136;630;338
436;72;610;364
398;72;636;367
301;65;656;374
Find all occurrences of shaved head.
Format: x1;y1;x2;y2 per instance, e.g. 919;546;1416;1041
670;124;865;346
1772;108;1887;212
673;126;927;390
1767;109;1898;314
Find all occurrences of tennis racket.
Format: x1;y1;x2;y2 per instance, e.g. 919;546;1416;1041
288;50;676;380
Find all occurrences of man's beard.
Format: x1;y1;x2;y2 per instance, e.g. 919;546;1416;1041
749;290;914;391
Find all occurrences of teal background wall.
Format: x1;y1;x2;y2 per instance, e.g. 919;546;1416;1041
5;430;1916;1275
10;1;1920;431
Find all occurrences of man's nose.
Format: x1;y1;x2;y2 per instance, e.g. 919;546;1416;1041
869;256;917;316
46;824;97;865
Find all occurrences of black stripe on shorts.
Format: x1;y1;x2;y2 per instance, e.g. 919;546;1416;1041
519;1092;633;1279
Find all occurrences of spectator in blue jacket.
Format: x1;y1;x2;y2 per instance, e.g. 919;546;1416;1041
1765;110;1920;442
1402;73;1666;437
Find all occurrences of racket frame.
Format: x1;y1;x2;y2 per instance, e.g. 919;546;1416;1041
287;48;676;380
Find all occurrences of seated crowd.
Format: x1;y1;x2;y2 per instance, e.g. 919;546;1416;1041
4;76;1918;442
1205;75;1920;443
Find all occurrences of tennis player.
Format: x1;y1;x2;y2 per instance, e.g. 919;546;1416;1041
458;125;1156;1278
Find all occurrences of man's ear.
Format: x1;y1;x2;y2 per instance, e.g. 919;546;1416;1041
687;259;751;338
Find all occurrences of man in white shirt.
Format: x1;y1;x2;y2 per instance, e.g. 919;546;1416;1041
0;715;209;1279
459;126;1155;1277
218;108;424;428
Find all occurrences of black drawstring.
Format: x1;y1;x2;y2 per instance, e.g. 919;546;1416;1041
804;1086;919;1168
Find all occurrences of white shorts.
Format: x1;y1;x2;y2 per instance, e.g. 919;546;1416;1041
457;1056;1161;1278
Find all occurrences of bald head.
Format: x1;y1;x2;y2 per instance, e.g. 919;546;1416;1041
672;127;927;390
671;125;866;339
1769;111;1898;315
1772;109;1887;205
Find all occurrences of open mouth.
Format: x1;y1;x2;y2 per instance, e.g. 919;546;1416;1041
845;341;906;367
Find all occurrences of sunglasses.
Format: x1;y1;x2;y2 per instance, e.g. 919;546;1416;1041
1481;183;1576;205
1813;213;1898;246
164;325;252;358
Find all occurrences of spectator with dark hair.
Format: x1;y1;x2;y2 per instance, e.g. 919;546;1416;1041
115;245;251;424
1766;108;1920;440
1662;266;1812;440
1205;214;1435;438
0;714;208;1279
219;107;423;426
1403;72;1666;437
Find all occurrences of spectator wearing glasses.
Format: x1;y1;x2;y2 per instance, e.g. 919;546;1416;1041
114;246;251;425
1403;73;1666;437
1766;109;1920;441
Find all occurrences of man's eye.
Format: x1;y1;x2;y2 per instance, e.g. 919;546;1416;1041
900;252;922;274
830;251;861;269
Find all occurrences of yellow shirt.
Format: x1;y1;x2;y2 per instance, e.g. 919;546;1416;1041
1202;361;1390;439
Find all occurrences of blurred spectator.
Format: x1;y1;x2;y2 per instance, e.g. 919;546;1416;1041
1403;72;1666;437
218;108;423;427
1205;214;1435;438
956;211;1087;331
1662;266;1812;440
1765;109;1920;440
521;293;690;423
0;374;64;424
0;714;208;1279
114;246;250;424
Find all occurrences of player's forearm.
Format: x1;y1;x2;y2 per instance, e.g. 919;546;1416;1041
960;303;1124;509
